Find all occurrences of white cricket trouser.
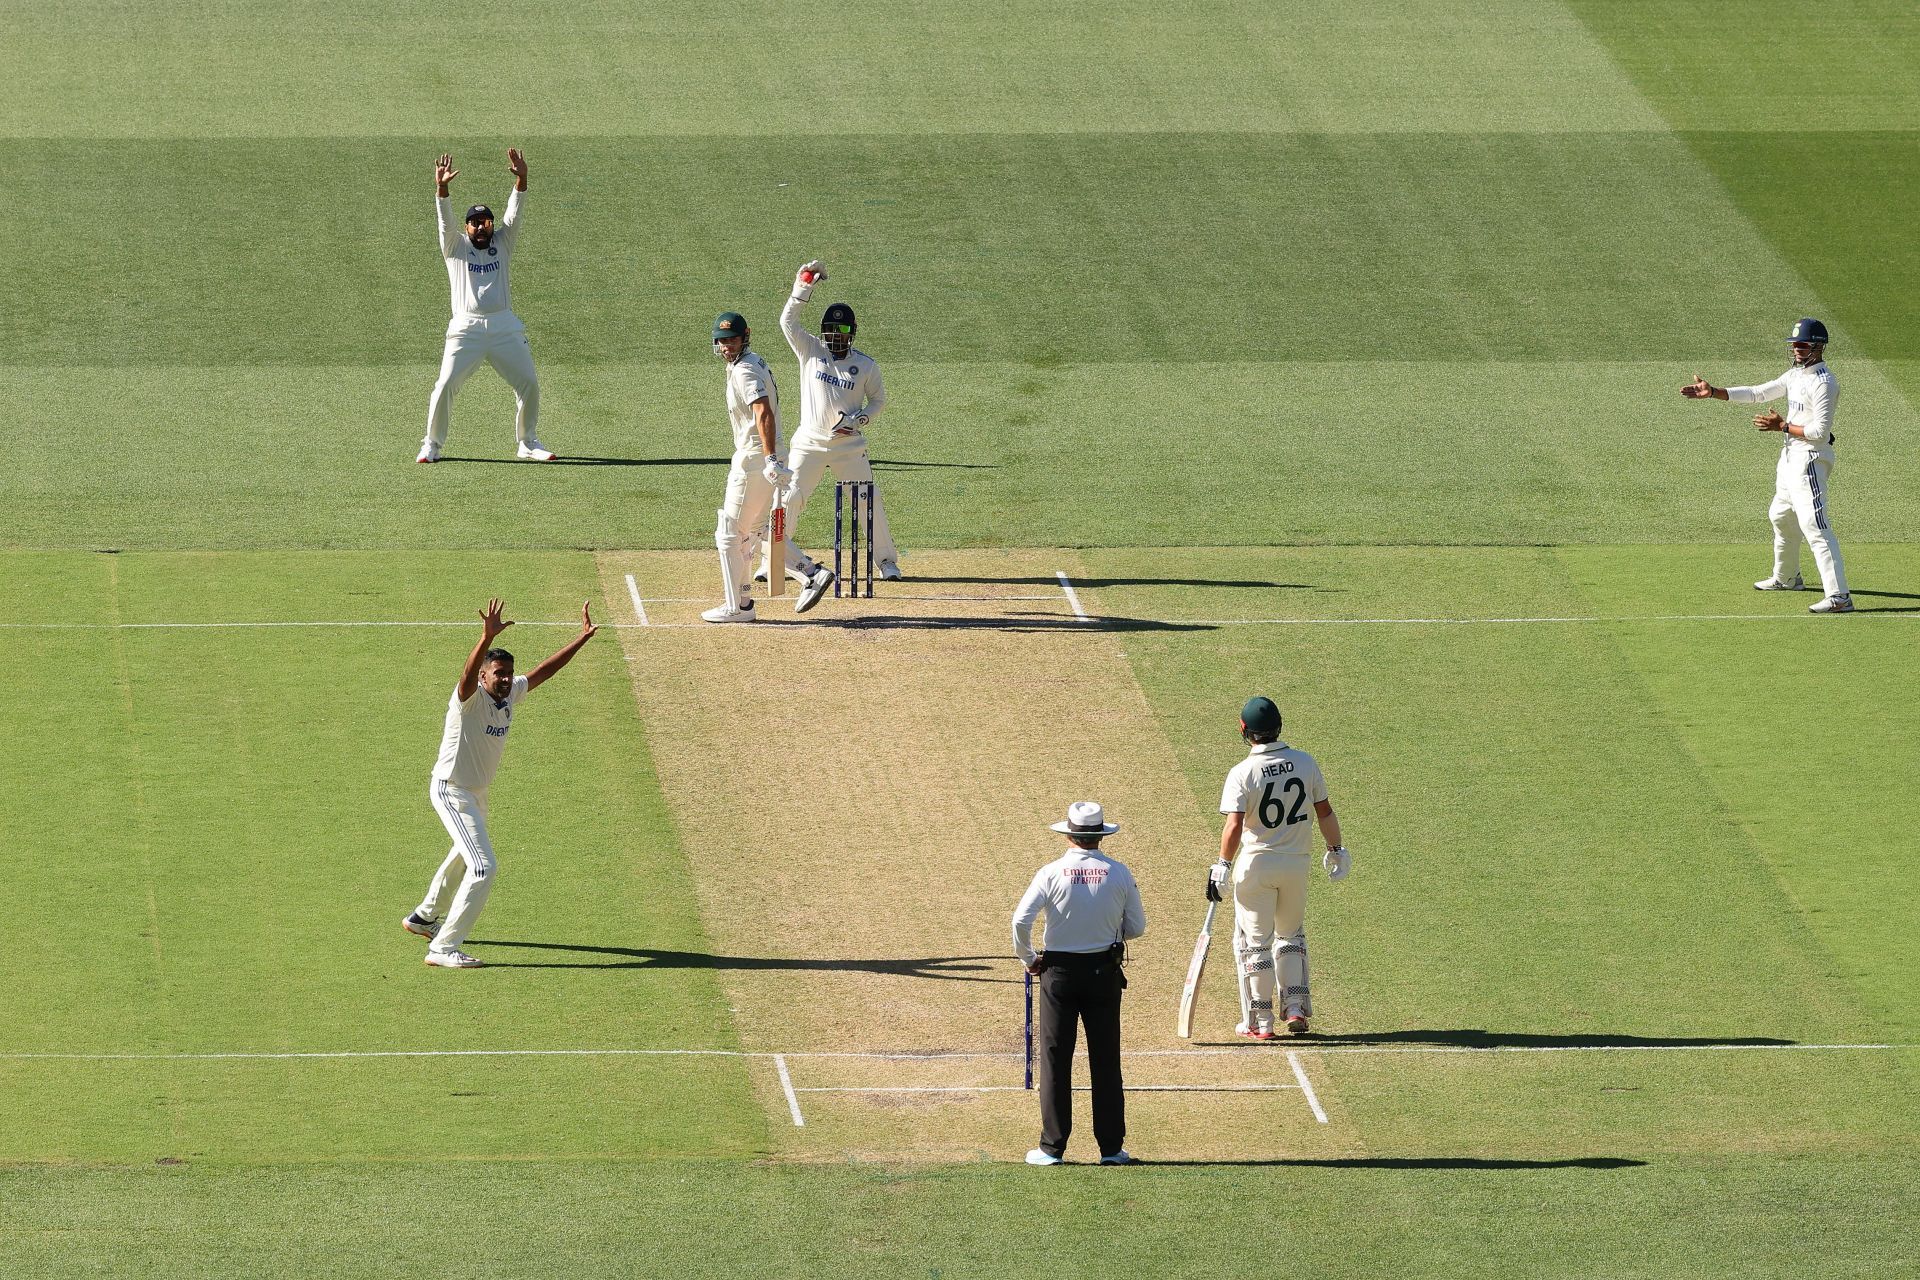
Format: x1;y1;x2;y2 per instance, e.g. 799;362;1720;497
1770;450;1848;597
761;433;898;578
425;319;540;448
1233;850;1311;1025
716;455;779;609
418;780;496;954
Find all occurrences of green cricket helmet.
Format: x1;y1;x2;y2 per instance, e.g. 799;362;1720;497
713;311;749;361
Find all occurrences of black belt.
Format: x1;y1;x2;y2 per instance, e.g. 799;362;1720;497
1036;943;1127;983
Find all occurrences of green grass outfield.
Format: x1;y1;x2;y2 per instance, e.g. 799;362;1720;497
4;1;1918;1276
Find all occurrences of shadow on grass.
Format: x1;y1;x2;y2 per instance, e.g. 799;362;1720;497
1135;1156;1646;1170
871;459;998;471
433;455;729;468
468;940;1011;980
912;573;1308;590
1852;588;1920;601
816;611;1216;634
1191;1029;1796;1049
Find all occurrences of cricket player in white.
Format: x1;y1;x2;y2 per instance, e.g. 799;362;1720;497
759;259;900;585
416;149;555;465
1209;697;1349;1038
1684;318;1852;613
706;312;835;622
402;597;596;968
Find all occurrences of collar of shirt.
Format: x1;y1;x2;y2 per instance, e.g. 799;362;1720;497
1250;740;1290;757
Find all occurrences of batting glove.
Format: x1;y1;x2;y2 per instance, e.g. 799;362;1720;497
761;456;793;488
1324;846;1352;881
792;260;825;301
1205;861;1230;902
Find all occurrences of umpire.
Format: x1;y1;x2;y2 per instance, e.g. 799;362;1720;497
1012;801;1148;1166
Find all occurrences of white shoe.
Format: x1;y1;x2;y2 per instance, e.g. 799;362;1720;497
1098;1150;1135;1165
879;558;902;581
401;912;440;940
516;441;557;462
1024;1148;1063;1166
424;949;483;969
1754;575;1803;591
1809;594;1854;614
795;567;835;614
701;602;757;623
415;441;440;464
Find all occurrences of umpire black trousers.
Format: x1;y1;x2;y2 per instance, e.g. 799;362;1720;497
1036;950;1125;1159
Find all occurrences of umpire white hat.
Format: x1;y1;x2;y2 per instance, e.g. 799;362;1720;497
1050;800;1120;836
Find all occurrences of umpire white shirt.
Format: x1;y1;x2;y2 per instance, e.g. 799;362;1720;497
1727;362;1838;465
438;189;526;336
1012;849;1147;968
432;676;529;792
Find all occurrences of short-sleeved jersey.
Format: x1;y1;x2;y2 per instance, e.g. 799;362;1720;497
1727;362;1838;464
437;189;526;336
1219;740;1328;857
724;351;780;459
431;675;529;792
780;294;886;449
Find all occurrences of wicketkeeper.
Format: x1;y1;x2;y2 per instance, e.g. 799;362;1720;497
760;259;900;585
1209;697;1349;1038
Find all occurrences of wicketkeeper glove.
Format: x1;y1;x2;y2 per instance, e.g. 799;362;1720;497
831;410;871;435
792;260;825;302
1205;861;1230;902
1324;846;1352;881
761;456;793;488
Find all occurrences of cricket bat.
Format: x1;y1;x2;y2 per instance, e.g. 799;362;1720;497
1175;899;1218;1039
767;500;787;598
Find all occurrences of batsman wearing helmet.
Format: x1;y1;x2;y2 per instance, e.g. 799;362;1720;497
760;260;900;585
417;149;556;465
705;312;836;623
1683;318;1852;613
1207;697;1349;1039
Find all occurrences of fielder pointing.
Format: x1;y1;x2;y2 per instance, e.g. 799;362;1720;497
1208;697;1349;1038
1683;318;1852;613
705;311;835;623
402;598;596;967
760;260;901;585
416;149;556;465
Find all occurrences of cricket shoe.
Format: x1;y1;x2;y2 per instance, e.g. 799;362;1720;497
424;950;484;969
1754;575;1803;591
401;912;440;940
755;560;819;586
795;567;836;614
1235;1023;1278;1042
701;601;757;624
1098;1150;1136;1165
1024;1148;1064;1166
516;440;557;462
1809;594;1855;614
879;558;903;582
1284;1010;1311;1036
415;441;440;464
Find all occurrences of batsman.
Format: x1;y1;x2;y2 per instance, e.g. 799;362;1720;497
1208;697;1350;1038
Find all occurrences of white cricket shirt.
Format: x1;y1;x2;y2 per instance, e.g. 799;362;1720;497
1220;741;1328;858
724;351;780;459
780;293;887;449
1011;849;1147;966
437;189;526;336
1727;362;1838;465
431;675;529;792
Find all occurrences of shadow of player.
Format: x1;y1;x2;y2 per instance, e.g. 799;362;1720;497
467;940;1007;980
1192;1029;1796;1049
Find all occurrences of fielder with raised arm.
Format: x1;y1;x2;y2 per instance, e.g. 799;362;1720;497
1683;318;1852;613
1207;697;1349;1038
760;259;900;585
416;149;556;465
401;598;595;968
704;311;835;623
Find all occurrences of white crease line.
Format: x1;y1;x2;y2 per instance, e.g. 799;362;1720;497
1289;1050;1330;1124
2;1043;1907;1063
1188;613;1916;627
633;594;1060;604
774;1053;805;1127
624;574;649;627
1054;570;1090;621
796;1084;1300;1094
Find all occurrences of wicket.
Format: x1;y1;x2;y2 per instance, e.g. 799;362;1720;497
833;480;877;598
